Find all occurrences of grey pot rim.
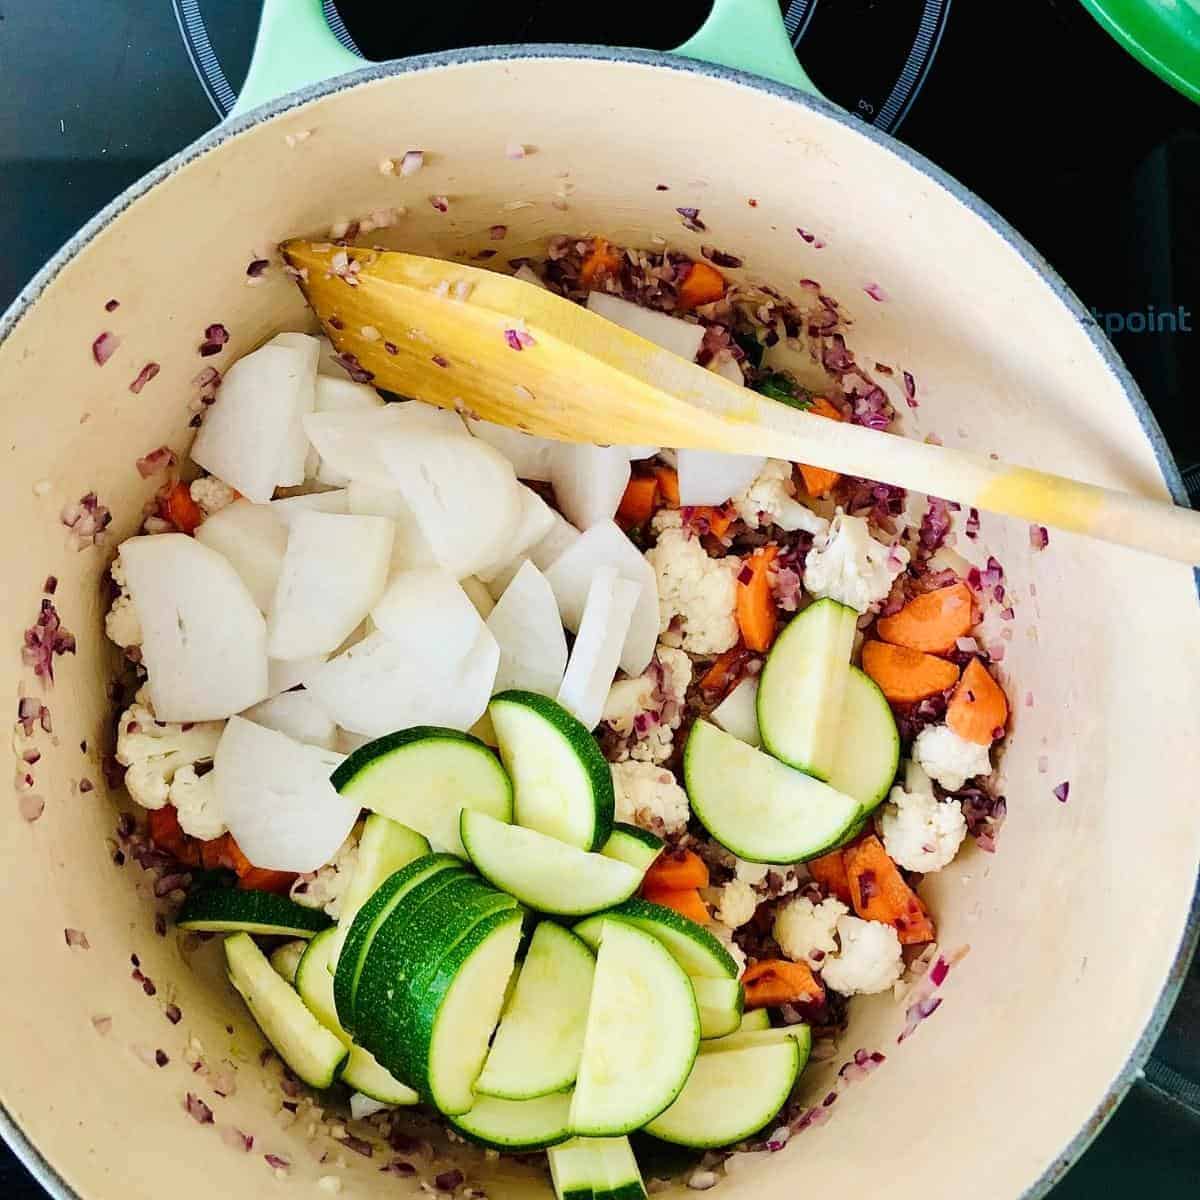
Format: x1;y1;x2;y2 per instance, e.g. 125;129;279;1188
1;40;1196;1200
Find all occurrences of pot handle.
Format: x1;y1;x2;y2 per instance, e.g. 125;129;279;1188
230;0;360;118
672;0;822;96
224;0;820;118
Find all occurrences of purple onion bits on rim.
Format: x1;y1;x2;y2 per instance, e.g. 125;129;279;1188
64;928;89;949
1053;780;1070;803
92;331;120;365
129;362;161;394
676;207;706;233
435;1170;465;1192
198;323;230;357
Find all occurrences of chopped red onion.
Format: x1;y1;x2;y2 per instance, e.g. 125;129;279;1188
1029;524;1050;550
381;1161;416;1178
23;598;76;682
155;1049;170;1068
104;298;120;312
503;328;535;351
676;207;706;233
246;258;269;278
795;228;826;248
129;362;160;394
64;928;90;949
335;352;374;383
700;245;744;268
399;150;424;175
221;1127;254;1153
384;341;398;355
21;748;40;765
264;1154;290;1172
43;575;58;595
198;323;229;356
337;1134;374;1158
19;794;45;823
185;1093;214;1124
489;224;508;240
431;354;451;369
79;777;94;794
429;195;449;213
435;1170;464;1192
92;331;120;365
135;445;177;478
863;282;887;302
897;994;942;1043
1053;780;1070;803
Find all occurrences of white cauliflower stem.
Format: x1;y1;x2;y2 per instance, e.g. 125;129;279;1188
105;554;142;649
820;916;904;996
646;511;740;655
115;689;225;834
601;645;692;764
912;724;992;792
802;508;909;613
733;459;829;535
774;894;849;965
291;835;360;919
879;759;968;871
168;766;227;841
610;760;690;837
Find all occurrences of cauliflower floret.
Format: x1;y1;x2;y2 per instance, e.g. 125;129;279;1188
189;475;237;515
820;916;904;996
912;724;992;792
269;940;308;985
646;511;740;655
733;858;771;887
802;508;909;613
168;766;227;841
714;879;759;929
879;760;968;872
105;554;142;649
610;760;690;837
773;894;849;966
291;835;360;920
732;459;830;535
706;921;747;975
115;689;224;812
601;646;692;764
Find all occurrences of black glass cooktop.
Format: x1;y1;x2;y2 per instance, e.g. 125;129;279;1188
0;1;1197;1195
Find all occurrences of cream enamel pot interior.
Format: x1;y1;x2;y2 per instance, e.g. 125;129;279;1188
1;43;1199;1200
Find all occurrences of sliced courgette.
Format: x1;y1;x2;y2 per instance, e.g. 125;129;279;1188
737;1008;771;1033
698;1025;812;1056
642;1039;802;1148
225;932;348;1089
451;1091;574;1150
476;921;596;1099
757;598;858;779
461;809;642;917
593;1136;648;1200
573;900;738;981
270;940;308;985
490;691;615;851
827;667;900;814
340;814;431;925
549;1139;600;1200
599;823;664;873
331;727;512;858
684;721;860;863
178;888;332;937
333;852;464;1033
692;977;744;1040
570;919;699;1136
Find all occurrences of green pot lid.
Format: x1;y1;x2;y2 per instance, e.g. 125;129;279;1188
1079;0;1200;105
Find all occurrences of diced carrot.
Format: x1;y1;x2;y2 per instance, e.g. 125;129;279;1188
616;474;660;530
643;849;709;891
642;886;710;925
653;465;680;507
237;868;299;895
677;261;726;310
797;396;844;497
736;545;779;653
806;848;853;905
861;640;960;703
843;835;935;945
699;645;750;694
160;481;204;535
946;657;1009;745
580;237;623;288
742;959;826;1010
690;505;735;538
876;582;974;654
199;834;239;872
146;805;200;866
225;837;253;878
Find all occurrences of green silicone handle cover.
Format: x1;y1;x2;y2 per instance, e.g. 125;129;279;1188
231;0;823;116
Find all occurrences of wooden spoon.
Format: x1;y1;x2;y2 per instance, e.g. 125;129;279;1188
283;241;1200;564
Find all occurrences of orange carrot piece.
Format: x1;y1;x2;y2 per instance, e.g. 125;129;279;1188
616;475;660;529
861;640;960;703
653;465;680;507
736;545;780;653
742;959;826;1010
844;835;935;945
806;849;853;905
699;645;750;694
147;805;201;865
947;657;1009;745
797;397;844;497
642;886;711;925
580;237;623;288
161;481;204;535
876;582;974;654
643;849;709;891
237;868;299;895
690;505;735;538
199;834;239;872
677;261;726;310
